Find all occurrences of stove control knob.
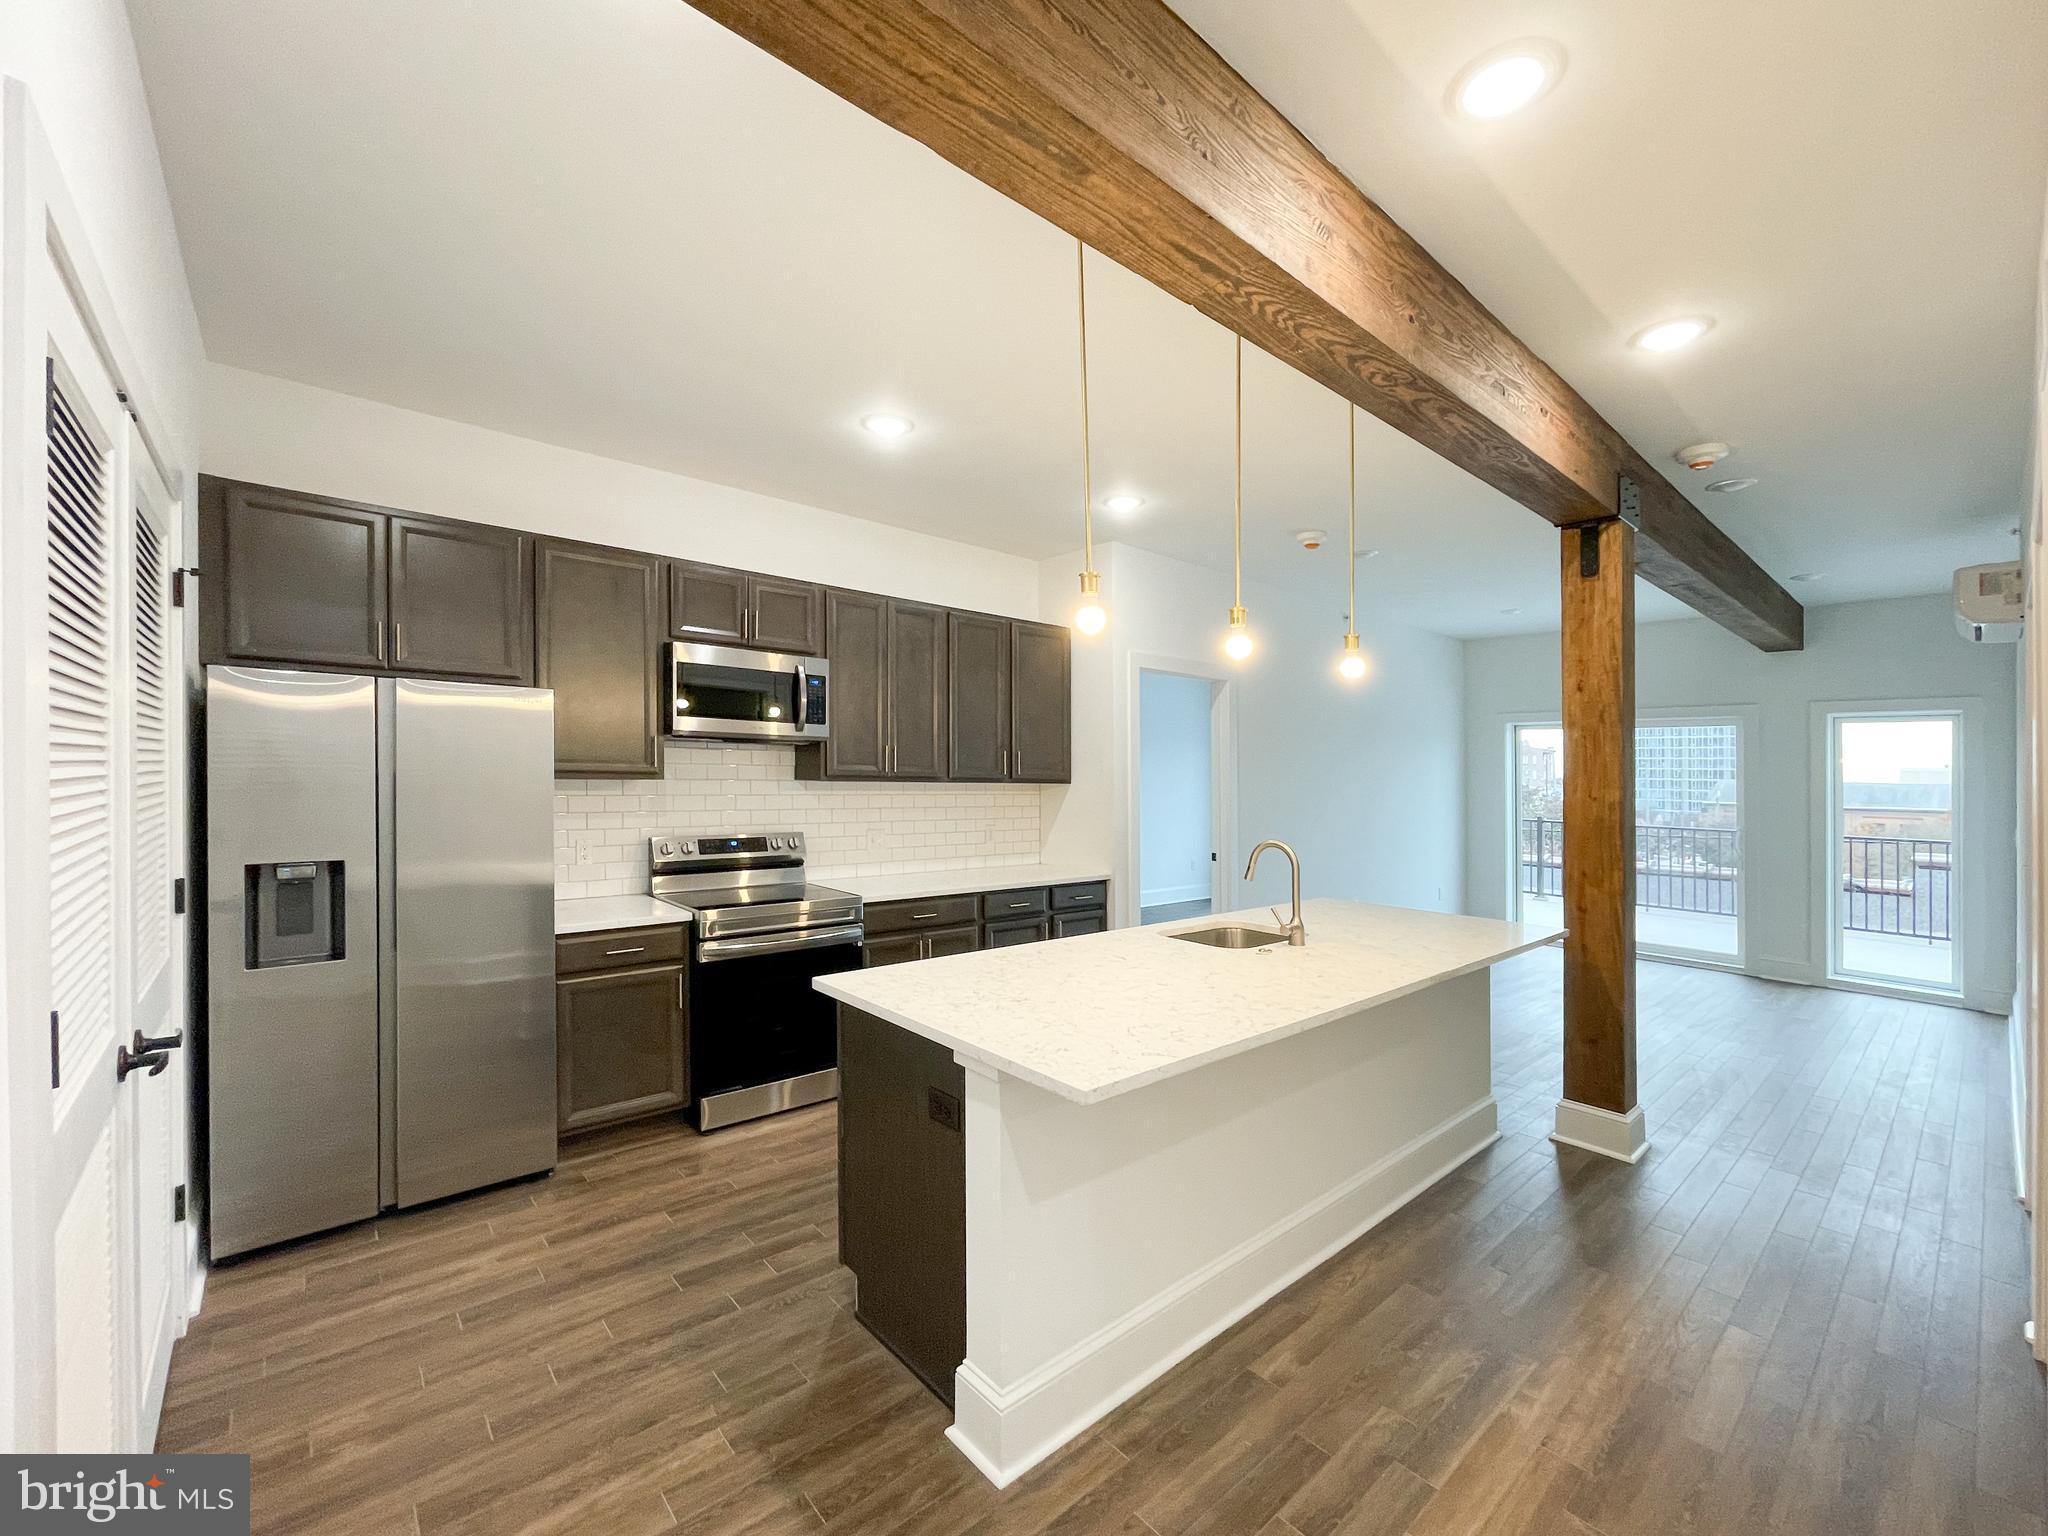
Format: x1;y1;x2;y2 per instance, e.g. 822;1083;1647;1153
770;837;785;850
657;841;675;858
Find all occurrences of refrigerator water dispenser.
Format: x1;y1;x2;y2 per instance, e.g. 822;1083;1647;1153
245;860;346;967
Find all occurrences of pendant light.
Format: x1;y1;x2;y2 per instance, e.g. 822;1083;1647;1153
1222;335;1253;662
1338;404;1367;681
1071;239;1107;636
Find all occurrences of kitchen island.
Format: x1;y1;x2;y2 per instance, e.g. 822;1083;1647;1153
816;898;1563;1488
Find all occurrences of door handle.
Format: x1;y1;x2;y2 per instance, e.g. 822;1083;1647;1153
116;1029;181;1082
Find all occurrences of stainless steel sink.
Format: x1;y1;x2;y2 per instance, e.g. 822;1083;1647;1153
1166;924;1289;950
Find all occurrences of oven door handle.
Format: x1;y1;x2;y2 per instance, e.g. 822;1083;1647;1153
697;924;865;963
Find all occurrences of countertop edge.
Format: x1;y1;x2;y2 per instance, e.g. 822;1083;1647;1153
817;923;1565;1105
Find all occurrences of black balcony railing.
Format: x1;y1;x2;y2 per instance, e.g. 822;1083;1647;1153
1518;820;1954;941
1841;836;1951;939
1517;818;1739;916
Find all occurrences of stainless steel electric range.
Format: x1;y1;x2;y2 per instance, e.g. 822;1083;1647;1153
650;833;863;1130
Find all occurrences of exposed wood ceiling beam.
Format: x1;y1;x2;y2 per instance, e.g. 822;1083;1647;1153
684;0;1803;651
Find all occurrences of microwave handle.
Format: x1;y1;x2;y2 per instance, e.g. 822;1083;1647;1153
794;663;810;735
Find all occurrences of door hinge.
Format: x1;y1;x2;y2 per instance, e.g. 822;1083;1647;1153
172;876;187;915
173;1184;187;1222
170;567;199;607
49;1010;60;1089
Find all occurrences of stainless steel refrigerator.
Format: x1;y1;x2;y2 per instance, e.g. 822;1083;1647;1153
205;666;557;1258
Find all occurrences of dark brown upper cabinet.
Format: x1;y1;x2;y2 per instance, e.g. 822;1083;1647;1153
388;515;531;681
946;612;1010;781
668;560;823;655
536;539;665;778
886;601;948;780
797;591;948;782
1009;620;1072;783
667;560;749;646
812;588;887;779
204;478;389;671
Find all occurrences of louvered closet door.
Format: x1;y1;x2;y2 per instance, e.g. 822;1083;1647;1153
124;468;183;1448
43;305;126;1452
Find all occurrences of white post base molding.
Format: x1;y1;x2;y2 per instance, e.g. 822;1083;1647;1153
1551;1099;1649;1163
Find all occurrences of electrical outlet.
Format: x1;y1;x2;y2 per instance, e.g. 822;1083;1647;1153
575;834;599;867
927;1087;962;1132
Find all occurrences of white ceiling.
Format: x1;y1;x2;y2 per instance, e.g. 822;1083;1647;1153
125;0;2047;639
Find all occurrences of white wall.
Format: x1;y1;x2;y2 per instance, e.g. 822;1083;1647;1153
1137;673;1212;904
202;363;1041;619
1462;594;2020;1012
1046;541;1465;925
2;0;205;1454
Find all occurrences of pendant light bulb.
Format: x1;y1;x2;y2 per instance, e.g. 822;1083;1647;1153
1074;570;1107;636
1224;605;1254;662
1336;404;1367;683
1071;240;1108;637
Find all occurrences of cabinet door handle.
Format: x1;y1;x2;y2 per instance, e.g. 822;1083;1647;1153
604;946;645;956
1002;747;1009;776
374;618;388;662
394;619;406;663
678;975;687;1008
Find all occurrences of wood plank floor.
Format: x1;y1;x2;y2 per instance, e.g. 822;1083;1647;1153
160;949;2046;1535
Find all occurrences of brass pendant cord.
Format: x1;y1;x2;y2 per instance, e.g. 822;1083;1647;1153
1348;405;1358;635
1233;335;1244;608
1078;239;1094;575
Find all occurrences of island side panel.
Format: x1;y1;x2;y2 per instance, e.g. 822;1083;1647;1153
836;1003;967;1406
951;968;1496;1487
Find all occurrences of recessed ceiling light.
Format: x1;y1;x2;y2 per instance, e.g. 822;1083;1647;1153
1356;548;1381;560
860;413;914;440
1788;572;1824;583
1705;477;1759;494
1631;317;1714;354
1500;606;1524;616
1104;493;1144;515
1449;41;1564;120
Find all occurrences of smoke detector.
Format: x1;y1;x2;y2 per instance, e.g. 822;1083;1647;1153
1675;442;1731;471
1294;529;1328;551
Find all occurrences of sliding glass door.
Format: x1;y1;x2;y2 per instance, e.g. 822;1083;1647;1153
1509;717;1744;963
1829;712;1958;993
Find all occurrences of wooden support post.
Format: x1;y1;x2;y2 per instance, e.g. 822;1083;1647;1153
1554;518;1647;1163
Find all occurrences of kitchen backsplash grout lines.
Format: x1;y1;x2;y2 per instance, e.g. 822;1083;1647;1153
554;743;1044;897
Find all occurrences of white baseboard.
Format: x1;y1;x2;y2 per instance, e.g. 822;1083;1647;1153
948;1095;1499;1487
1139;883;1209;907
1551;1098;1649;1163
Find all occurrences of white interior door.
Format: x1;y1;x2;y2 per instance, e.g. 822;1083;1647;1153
2;79;188;1454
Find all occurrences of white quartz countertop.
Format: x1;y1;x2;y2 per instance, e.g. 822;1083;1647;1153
815;864;1109;903
815;899;1563;1105
554;895;693;936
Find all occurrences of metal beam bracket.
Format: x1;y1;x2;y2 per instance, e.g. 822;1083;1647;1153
1579;525;1602;579
1616;474;1643;531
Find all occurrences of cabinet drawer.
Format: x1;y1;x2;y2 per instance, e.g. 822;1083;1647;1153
980;887;1050;921
1051;881;1107;911
865;895;980;936
555;925;687;975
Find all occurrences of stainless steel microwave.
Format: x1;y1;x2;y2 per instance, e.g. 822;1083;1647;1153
665;641;829;742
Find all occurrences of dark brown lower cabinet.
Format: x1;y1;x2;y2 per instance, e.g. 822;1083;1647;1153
984;915;1051;948
554;936;689;1134
1052;909;1107;939
837;1004;965;1405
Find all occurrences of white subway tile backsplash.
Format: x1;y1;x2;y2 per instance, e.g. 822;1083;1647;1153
553;743;1044;896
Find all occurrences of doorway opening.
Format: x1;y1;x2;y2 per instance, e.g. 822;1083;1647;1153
1829;711;1959;993
1137;670;1223;925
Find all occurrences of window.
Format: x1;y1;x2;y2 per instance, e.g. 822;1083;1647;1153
1511;717;1744;962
